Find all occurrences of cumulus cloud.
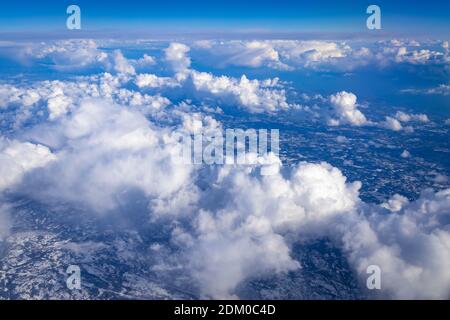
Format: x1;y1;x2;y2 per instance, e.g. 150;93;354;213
328;91;367;126
377;111;429;132
274;40;351;68
0;73;172;126
135;43;293;113
401;150;411;158
336;135;349;143
179;161;361;298
175;156;450;299
0;138;56;192
0;84;41;109
135;73;178;89
23;98;195;213
135;70;290;113
394;111;429;123
134;53;156;68
390;46;445;65
323;92;422;132
344;189;450;299
381;116;403;131
187;71;290;113
47;91;73;120
0;74;352;297
111;50;136;75
165;42;191;72
388;39;421;47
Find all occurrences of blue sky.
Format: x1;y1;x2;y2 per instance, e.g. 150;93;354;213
0;0;449;38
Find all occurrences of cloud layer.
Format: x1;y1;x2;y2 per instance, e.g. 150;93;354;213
0;40;449;299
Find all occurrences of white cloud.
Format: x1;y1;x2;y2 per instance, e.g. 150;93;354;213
194;40;291;70
135;73;178;89
392;47;445;64
4;40;148;76
388;39;421;47
165;42;191;72
188;71;290;113
433;174;448;184
381;194;409;212
111;50;136;75
47;93;72;120
181;161;361;298
190;39;448;71
136;44;293;113
403;84;450;96
274;40;350;67
0;138;56;192
344;189;450;299
401;150;411;158
24;98;195;213
443;41;449;50
177;156;450;299
0;73;172;124
395;111;429;123
118;43;292;114
134;54;156;68
3;39;448;76
0;84;41;109
193;40;354;71
329;91;367;126
381;116;403;131
3;74;450;299
336;135;349;143
222;162;450;299
26;39;108;71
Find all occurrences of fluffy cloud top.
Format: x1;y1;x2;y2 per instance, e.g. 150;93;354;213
395;111;429;123
0;138;56;192
134;43;292;114
24;98;195;213
381;116;403;131
329;91;367;126
180;161;361;298
111;50;136;75
165;42;191;72
188;71;289;113
345;189;450;299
